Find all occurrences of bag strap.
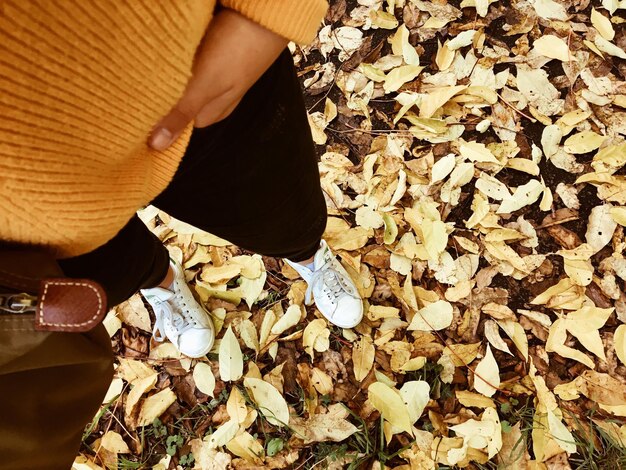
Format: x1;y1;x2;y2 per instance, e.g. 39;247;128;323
0;250;61;293
0;249;107;332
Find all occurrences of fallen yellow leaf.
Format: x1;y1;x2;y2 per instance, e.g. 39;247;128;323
100;431;130;454
226;432;264;464
352;335;375;382
271;304;302;336
244;378;290;427
219;326;243;382
456;390;496;409
205;420;239;449
408;300;454;331
368;382;413;434
137;388;177;428
473;345;500;397
384;65;424;94
193;362;215;397
533;35;572;62
226;387;248;424
563;131;606;154
591;8;615;40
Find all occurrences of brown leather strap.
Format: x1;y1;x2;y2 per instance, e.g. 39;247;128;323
35;279;107;332
0;250;63;293
0;249;108;332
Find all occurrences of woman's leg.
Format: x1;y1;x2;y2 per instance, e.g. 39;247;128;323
59;215;170;308
152;49;327;262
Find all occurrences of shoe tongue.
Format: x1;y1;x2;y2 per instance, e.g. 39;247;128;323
150;287;175;301
314;246;330;269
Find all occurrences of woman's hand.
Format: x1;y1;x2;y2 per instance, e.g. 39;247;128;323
149;9;288;151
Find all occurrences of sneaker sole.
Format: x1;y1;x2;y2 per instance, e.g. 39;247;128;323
327;317;363;329
318;310;364;329
306;299;364;329
182;337;214;358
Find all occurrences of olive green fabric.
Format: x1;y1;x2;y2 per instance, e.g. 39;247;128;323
0;315;114;469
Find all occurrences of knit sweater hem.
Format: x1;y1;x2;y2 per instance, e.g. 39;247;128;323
219;0;328;44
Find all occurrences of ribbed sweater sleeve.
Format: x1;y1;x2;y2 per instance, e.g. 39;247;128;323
218;0;328;44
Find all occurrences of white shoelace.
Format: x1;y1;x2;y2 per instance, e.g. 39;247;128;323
305;259;355;306
151;292;195;344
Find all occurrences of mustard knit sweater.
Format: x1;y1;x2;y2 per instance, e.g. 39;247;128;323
0;0;327;257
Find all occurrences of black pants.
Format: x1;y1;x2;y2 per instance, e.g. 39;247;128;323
59;50;327;308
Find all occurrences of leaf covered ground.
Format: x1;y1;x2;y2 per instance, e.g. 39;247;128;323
76;0;626;469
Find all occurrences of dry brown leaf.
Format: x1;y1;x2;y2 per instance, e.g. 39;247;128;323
484;320;513;356
290;404;359;444
116;294;151;332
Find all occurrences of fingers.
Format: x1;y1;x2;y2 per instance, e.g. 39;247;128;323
149;91;241;151
149;106;196;151
149;67;215;150
148;56;236;150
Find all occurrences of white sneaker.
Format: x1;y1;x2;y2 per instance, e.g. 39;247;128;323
285;240;363;328
141;260;215;358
